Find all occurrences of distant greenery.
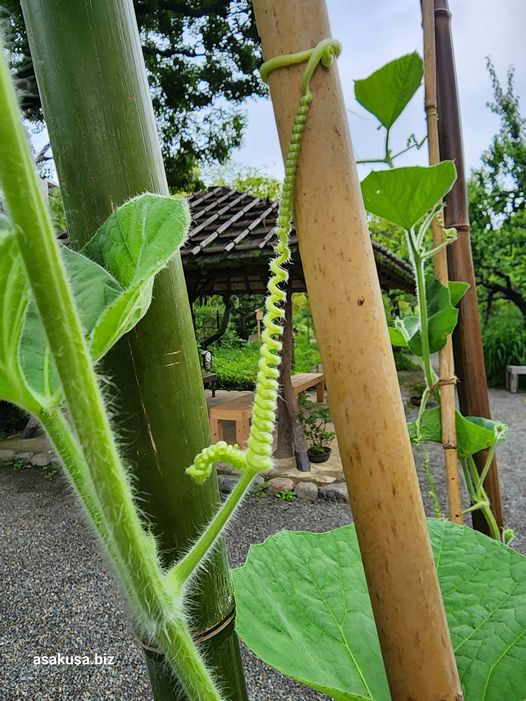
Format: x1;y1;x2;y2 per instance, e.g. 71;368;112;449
204;291;321;390
3;0;264;191
469;61;526;320
211;334;321;391
369;214;409;260
483;303;526;386
207;164;281;201
193;294;264;345
48;187;67;231
211;341;259;390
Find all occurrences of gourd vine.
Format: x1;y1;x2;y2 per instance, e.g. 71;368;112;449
171;37;341;589
185;41;341;483
0;33;340;701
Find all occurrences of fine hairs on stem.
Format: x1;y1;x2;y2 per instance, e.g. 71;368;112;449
0;34;340;700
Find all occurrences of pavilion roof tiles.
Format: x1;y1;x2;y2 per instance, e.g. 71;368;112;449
182;186;414;297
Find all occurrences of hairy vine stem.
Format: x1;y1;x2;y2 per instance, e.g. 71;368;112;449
0;34;340;701
177;38;341;582
0;38;221;701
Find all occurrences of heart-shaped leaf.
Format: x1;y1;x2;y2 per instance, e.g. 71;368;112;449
408;407;507;457
393;278;461;356
82;193;190;359
233;520;526;701
235;526;390;701
19;247;122;399
354;53;423;129
18;193;190;401
361;163;457;230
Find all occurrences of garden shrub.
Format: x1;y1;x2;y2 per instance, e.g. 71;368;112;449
293;334;321;373
211;341;259;390
211;334;321;391
483;305;526;385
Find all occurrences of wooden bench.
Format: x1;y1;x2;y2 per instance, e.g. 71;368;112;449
506;365;526;393
209;392;254;449
291;372;325;402
208;373;325;449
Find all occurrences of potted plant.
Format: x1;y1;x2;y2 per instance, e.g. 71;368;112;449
299;397;336;464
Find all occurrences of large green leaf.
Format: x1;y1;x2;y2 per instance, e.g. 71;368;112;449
19;247;122;399
82;193;190;359
361;163;456;230
234;527;390;701
19;193;190;398
233;520;526;701
408;408;507;458
0;231;31;406
433;520;526;699
393;278;461;356
354;53;423;129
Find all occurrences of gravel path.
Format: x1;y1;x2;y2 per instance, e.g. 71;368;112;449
1;389;524;700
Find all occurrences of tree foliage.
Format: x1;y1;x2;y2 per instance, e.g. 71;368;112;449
0;0;265;190
469;60;526;317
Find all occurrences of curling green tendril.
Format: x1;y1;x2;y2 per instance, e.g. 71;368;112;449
186;38;341;486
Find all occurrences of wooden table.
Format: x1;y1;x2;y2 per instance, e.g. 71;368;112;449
209;392;254;449
291;372;325;402
208;373;325;449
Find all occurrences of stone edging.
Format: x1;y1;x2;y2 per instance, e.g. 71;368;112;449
218;473;349;503
0;446;350;504
0;448;59;468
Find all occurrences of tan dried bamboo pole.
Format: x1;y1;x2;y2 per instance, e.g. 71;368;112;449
422;0;463;524
253;1;463;699
434;0;504;534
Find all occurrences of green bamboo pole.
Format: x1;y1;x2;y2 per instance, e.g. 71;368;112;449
19;1;247;699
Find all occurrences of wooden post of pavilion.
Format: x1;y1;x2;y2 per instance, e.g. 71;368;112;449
274;284;310;471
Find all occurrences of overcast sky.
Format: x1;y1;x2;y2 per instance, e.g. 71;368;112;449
32;1;524;183
230;0;526;180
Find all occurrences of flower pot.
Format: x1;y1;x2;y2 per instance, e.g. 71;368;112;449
308;447;331;464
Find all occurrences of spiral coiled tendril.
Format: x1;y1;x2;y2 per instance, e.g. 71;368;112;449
186;38;341;483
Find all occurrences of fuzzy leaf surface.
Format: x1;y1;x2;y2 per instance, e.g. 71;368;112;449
82;193;190;359
361;163;456;230
0;232;31;406
19;194;189;400
20;247;122;399
354;52;423;129
233;520;526;701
